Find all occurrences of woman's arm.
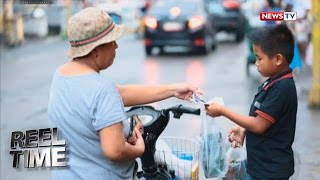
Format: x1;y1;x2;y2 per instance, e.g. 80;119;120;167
117;83;198;107
99;122;144;162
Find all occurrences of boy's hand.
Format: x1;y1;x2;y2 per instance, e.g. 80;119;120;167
228;126;246;147
205;102;224;117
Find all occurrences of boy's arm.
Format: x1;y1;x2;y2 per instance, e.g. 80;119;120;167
206;103;273;134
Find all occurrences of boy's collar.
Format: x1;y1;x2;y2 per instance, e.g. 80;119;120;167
269;68;292;81
262;69;293;90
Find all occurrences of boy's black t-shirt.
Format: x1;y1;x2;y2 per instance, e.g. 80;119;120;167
246;69;297;178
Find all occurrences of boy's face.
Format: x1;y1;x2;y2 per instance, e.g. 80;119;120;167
253;44;281;77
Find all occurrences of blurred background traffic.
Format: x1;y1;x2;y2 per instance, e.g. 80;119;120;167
1;0;319;179
0;0;317;80
0;0;314;55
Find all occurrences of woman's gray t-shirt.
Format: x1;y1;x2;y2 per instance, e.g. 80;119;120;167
48;69;133;180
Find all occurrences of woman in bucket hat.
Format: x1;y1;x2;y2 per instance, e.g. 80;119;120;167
48;7;200;180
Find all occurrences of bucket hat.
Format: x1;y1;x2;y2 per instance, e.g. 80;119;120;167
67;7;125;58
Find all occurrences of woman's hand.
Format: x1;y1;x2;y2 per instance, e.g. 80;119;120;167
127;123;143;145
131;127;145;155
228;126;246;147
205;102;225;117
100;122;145;161
171;83;202;101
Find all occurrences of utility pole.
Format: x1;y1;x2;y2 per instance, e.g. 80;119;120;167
308;0;320;107
3;0;24;46
65;0;72;36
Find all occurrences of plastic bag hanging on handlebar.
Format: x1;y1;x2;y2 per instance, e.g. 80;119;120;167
200;97;228;178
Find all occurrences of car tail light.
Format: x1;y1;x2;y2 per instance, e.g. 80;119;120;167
144;16;158;29
188;16;205;30
145;38;152;45
224;0;240;10
194;38;205;46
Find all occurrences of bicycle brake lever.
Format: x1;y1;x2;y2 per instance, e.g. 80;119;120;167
172;111;183;119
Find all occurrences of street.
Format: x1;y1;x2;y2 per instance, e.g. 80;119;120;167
1;32;319;180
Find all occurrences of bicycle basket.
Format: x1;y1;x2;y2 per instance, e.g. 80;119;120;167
155;136;199;180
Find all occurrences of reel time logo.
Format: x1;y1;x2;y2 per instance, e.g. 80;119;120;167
10;128;67;168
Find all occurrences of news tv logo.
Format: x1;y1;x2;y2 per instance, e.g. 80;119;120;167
260;12;297;21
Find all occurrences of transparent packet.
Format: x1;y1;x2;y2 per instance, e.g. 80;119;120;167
196;96;228;178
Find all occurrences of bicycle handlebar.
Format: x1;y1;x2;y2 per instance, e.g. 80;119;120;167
164;104;201;119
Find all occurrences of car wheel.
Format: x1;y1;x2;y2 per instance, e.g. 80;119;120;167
211;39;217;51
211;31;217;51
158;46;164;55
246;60;251;77
145;46;152;55
235;29;245;42
198;35;212;55
211;43;217;51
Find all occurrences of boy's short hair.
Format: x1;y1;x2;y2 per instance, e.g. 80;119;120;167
247;24;294;64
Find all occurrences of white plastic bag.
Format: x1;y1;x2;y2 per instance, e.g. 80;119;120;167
200;97;228;178
224;146;249;180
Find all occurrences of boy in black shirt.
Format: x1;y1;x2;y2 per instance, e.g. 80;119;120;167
206;24;297;179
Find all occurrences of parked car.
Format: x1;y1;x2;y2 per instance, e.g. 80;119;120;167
23;7;48;38
205;0;246;42
143;0;217;55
